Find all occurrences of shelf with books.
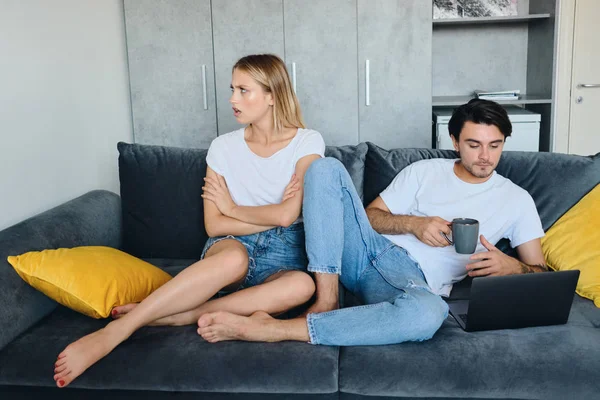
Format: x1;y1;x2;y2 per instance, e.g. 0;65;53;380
432;95;552;107
433;14;551;26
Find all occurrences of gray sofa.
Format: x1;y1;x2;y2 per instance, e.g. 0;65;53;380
1;141;599;400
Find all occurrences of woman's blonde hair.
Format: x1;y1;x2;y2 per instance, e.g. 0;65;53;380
233;54;305;133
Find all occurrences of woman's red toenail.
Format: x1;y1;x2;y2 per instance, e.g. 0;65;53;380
59;380;65;386
112;309;117;315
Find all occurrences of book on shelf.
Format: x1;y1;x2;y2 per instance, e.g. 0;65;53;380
474;89;520;101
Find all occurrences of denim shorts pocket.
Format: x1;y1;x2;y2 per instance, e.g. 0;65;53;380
277;223;305;249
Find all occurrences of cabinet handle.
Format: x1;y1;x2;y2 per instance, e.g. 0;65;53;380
365;59;370;106
292;62;297;93
202;64;208;110
577;83;600;88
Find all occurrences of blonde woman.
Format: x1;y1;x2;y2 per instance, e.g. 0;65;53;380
53;54;324;388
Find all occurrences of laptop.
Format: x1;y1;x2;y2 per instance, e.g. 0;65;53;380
447;270;580;332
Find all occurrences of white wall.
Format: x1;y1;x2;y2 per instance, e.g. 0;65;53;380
0;0;133;230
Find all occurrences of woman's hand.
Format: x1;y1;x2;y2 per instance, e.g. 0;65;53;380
202;175;237;217
282;174;300;202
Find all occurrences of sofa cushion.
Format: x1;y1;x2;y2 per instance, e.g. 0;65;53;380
339;296;600;399
542;184;600;307
0;307;339;395
364;143;457;206
494;151;600;230
7;246;172;319
118;142;208;259
365;143;600;230
325;143;368;202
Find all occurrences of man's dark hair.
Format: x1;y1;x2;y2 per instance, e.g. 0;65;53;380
448;99;512;141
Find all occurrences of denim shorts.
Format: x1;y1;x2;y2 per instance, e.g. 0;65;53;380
200;222;308;291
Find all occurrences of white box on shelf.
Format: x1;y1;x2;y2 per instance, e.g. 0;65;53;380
432;106;541;152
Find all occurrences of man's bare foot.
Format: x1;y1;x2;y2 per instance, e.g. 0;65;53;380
196;311;282;343
111;303;138;319
53;324;127;388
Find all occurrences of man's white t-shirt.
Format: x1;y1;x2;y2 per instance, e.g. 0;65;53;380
380;158;544;297
206;127;325;209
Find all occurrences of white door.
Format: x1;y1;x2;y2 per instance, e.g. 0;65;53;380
569;0;600;156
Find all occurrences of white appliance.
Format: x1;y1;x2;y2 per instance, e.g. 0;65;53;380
432;106;541;151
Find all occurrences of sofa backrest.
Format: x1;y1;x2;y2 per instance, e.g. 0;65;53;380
117;142;368;259
364;142;600;231
118;140;599;259
118;142;209;259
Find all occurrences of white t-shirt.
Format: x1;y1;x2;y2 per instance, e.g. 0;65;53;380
380;158;544;297
206;127;325;208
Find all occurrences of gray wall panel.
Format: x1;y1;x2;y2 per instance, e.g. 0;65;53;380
358;0;432;149
527;0;556;97
124;0;216;148
212;0;284;135
284;0;359;146
526;103;552;151
433;24;528;97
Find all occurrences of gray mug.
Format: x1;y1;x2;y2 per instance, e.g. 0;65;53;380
442;218;479;254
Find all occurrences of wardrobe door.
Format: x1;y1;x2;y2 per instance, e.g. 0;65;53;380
284;0;359;145
124;0;216;148
212;0;285;135
358;0;432;149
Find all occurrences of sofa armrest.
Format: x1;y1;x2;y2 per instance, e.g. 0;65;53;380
0;190;122;351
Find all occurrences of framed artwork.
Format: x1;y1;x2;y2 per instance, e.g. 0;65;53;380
433;0;518;19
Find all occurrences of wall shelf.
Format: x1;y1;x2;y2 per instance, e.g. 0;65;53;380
433;14;551;26
432;95;552;107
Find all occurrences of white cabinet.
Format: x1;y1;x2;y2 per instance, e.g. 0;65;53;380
433;106;541;152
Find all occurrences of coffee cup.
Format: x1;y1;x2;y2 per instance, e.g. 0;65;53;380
442;218;479;254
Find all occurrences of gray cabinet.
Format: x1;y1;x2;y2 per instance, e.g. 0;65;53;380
284;0;359;146
358;0;432;148
123;0;435;149
211;0;285;135
124;0;216;148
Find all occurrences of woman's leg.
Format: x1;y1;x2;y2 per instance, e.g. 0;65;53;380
117;270;315;327
53;239;248;388
195;271;315;342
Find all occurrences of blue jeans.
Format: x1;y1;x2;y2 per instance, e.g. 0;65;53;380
200;223;308;290
303;158;449;346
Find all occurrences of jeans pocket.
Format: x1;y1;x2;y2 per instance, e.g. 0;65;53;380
277;224;306;249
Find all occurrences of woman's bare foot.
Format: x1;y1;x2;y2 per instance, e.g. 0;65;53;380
111;303;138;319
196;311;275;342
53;324;128;388
196;311;308;343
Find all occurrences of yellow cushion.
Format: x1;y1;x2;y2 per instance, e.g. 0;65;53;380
7;246;172;318
541;185;600;307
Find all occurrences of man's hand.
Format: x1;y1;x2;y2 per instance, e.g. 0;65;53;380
466;235;521;277
281;174;300;202
202;175;237;217
411;216;452;247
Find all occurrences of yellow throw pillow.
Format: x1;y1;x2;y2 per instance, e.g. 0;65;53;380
541;185;600;307
7;246;172;318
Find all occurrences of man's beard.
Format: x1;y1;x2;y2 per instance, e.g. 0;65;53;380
463;161;495;179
